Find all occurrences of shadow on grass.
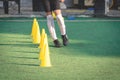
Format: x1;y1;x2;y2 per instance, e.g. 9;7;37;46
12;43;39;48
0;43;39;48
49;45;65;48
14;51;39;54
0;55;38;60
64;41;120;57
0;42;40;56
14;40;32;44
8;56;38;60
1;18;120;58
0;62;39;67
12;63;39;66
0;55;39;67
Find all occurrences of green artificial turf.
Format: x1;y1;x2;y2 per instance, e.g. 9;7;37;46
0;17;120;80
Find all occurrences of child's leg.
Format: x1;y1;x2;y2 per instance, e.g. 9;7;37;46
47;15;57;40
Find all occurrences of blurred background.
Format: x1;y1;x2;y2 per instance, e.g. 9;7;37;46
0;0;120;17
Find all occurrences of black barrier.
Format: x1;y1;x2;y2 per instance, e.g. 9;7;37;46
94;0;106;16
78;0;84;9
3;0;8;14
32;0;44;11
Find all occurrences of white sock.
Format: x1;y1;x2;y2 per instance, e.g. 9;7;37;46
47;15;57;40
56;14;66;35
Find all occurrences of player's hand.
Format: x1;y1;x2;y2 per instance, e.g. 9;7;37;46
60;0;65;3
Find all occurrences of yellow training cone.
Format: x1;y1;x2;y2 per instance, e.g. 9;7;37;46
38;28;45;48
39;33;48;60
45;34;50;54
40;34;51;67
39;43;45;60
32;19;41;44
40;44;51;67
31;18;37;36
